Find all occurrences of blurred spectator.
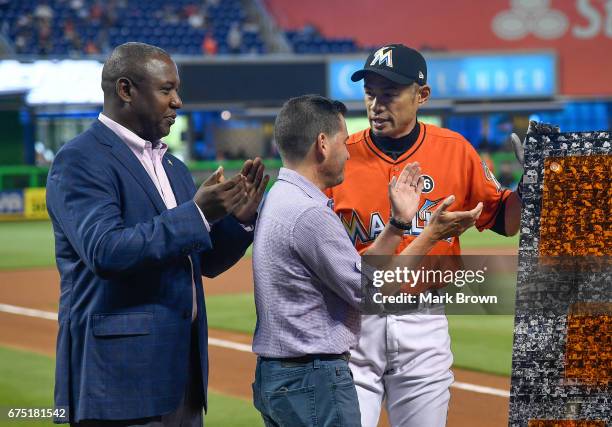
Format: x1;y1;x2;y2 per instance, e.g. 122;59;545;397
243;19;260;33
15;34;28;54
14;14;32;53
34;2;54;21
498;162;517;189
63;19;75;34
96;28;111;53
183;4;198;16
227;22;242;54
70;0;89;19
35;142;54;166
478;120;493;153
63;20;82;54
159;5;180;25
0;20;9;37
186;5;207;29
34;0;54;56
302;23;320;37
100;1;118;28
202;31;217;55
37;19;53;55
90;2;104;23
85;40;100;54
70;0;84;11
15;14;32;32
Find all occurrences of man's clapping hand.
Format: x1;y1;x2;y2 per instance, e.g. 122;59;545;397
193;166;247;223
193;158;269;224
233;157;270;224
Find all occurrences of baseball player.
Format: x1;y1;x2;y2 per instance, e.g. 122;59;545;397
327;44;524;426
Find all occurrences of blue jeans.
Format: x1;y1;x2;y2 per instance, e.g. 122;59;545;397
252;356;361;427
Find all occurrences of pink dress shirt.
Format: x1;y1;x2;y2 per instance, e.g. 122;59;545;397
98;113;204;321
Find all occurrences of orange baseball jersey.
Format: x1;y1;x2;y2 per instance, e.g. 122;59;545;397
327;123;511;256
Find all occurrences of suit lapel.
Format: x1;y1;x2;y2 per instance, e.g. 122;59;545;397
162;155;191;204
91;120;167;214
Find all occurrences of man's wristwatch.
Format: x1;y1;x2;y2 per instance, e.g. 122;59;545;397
235;213;257;232
239;223;255;232
389;216;412;231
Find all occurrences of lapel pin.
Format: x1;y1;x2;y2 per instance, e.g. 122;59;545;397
167;159;173;166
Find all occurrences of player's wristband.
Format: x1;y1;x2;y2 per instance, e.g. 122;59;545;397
389;216;412;231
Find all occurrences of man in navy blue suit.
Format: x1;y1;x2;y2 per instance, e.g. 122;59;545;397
46;42;268;426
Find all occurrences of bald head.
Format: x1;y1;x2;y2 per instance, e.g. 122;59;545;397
100;42;182;143
101;42;171;96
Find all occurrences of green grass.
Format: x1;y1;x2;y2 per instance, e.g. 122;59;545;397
0;220;254;270
447;315;514;376
206;393;263;427
0;221;55;270
0;346;55;426
460;227;519;249
207;293;257;334
0;346;263;426
0;221;516;271
0;221;516;272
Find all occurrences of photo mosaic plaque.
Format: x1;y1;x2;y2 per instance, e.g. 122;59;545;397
509;126;611;426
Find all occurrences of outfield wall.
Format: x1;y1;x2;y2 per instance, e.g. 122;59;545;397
0;188;47;221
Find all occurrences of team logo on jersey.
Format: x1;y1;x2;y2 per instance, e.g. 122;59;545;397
340;210;382;245
411;198;443;235
421;174;435;194
370;46;394;68
482;160;502;193
339;197;452;246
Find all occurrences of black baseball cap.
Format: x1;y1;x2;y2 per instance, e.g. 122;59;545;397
351;44;427;86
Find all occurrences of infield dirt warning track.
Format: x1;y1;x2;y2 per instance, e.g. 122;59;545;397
0;257;512;426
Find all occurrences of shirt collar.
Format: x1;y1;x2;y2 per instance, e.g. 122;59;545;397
370;121;420;160
98;112;168;156
277;167;331;207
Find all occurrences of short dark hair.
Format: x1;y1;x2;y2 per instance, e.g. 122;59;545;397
274;94;347;163
101;42;170;95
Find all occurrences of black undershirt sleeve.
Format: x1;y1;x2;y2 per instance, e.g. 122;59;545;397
490;197;508;236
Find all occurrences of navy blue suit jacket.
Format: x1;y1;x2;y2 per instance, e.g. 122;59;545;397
46;120;253;423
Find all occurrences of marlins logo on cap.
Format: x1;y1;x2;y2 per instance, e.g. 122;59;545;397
351;43;427;86
370;46;394;68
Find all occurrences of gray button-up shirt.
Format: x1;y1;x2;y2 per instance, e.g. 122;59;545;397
252;168;364;357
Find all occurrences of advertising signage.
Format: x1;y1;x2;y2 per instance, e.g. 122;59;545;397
268;0;610;97
328;52;557;102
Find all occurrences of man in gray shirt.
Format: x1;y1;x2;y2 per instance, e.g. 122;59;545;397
251;95;482;426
